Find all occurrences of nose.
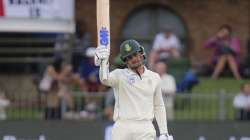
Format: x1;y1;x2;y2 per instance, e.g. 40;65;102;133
129;54;137;60
126;53;138;61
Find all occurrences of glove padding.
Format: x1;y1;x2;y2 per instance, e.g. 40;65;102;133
94;45;110;66
159;134;174;140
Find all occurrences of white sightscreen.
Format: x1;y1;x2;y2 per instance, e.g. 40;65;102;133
0;0;75;33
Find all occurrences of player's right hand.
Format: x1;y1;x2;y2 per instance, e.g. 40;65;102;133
95;45;110;60
159;134;174;140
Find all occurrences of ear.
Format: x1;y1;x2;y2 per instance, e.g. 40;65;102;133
139;46;144;53
139;46;146;60
124;60;129;65
120;55;125;63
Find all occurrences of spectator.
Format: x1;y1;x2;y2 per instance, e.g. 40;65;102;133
154;61;176;120
39;58;62;119
0;92;10;120
149;27;181;69
54;21;91;73
78;47;106;92
71;21;91;73
77;47;107;119
103;88;115;121
233;83;250;120
177;69;199;93
204;24;241;80
57;64;79;118
241;39;250;78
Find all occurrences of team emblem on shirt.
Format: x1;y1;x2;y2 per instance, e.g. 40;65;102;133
128;75;136;84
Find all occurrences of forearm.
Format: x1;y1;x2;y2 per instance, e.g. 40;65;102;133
204;37;218;48
155;105;168;134
154;78;169;134
95;45;117;87
99;59;110;86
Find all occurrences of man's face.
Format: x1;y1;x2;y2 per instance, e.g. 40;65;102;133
243;84;250;95
125;52;143;69
217;28;230;39
155;62;167;76
164;31;171;38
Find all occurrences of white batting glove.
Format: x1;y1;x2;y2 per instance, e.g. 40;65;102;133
159;134;174;140
94;45;110;66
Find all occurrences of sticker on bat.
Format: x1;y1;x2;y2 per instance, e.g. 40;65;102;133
99;27;109;46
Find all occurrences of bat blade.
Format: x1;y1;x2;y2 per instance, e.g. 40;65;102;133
96;0;110;79
97;0;110;50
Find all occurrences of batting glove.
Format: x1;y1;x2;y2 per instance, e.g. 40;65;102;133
159;134;174;140
94;45;110;66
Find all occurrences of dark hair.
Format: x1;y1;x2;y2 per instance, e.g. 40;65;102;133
240;83;248;91
219;24;232;35
52;57;63;73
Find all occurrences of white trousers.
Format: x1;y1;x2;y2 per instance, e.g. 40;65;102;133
112;120;156;140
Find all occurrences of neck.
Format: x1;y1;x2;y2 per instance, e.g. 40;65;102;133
130;65;144;75
159;73;164;77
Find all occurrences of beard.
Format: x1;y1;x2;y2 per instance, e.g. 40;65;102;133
127;59;143;70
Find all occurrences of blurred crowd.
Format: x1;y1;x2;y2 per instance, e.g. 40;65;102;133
37;23;108;120
34;23;250;121
1;23;249;122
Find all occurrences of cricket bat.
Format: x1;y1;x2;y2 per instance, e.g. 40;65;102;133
96;0;110;79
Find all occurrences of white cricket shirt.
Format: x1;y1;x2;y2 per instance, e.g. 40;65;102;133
100;66;168;134
153;33;181;58
153;33;181;50
161;74;176;95
233;93;250;109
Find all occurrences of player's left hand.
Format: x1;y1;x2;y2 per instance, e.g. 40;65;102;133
159;134;174;140
95;45;110;60
94;45;110;66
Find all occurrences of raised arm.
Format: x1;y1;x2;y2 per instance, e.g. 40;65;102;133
95;46;118;87
204;36;218;48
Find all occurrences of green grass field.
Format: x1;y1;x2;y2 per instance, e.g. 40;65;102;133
7;107;43;120
174;77;250;121
192;77;250;94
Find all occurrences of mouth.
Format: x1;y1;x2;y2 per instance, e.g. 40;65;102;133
129;60;141;67
131;60;140;64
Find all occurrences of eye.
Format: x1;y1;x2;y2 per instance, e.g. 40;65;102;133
127;55;133;60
